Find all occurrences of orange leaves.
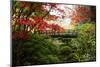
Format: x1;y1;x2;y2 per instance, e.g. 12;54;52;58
13;1;66;33
17;18;29;25
46;15;59;20
20;2;26;8
31;16;64;32
15;16;64;33
31;16;44;23
49;24;64;32
49;3;57;8
71;6;93;24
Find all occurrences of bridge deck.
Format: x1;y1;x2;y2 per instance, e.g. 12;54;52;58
39;32;78;38
34;30;78;38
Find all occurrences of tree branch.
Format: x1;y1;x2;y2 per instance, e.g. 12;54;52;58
42;6;52;19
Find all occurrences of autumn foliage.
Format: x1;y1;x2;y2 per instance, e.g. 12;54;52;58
12;30;31;40
12;1;66;34
71;5;96;24
12;1;96;66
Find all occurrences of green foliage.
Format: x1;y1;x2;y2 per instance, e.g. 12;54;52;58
60;46;72;56
13;34;60;66
13;22;96;66
69;22;96;61
12;1;96;66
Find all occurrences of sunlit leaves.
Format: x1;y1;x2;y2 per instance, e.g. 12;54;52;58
14;15;64;33
71;5;95;24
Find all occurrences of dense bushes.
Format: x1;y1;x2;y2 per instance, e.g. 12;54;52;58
12;34;60;66
69;22;96;62
12;22;96;66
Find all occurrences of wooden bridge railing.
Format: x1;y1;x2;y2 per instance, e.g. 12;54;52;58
33;30;78;38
